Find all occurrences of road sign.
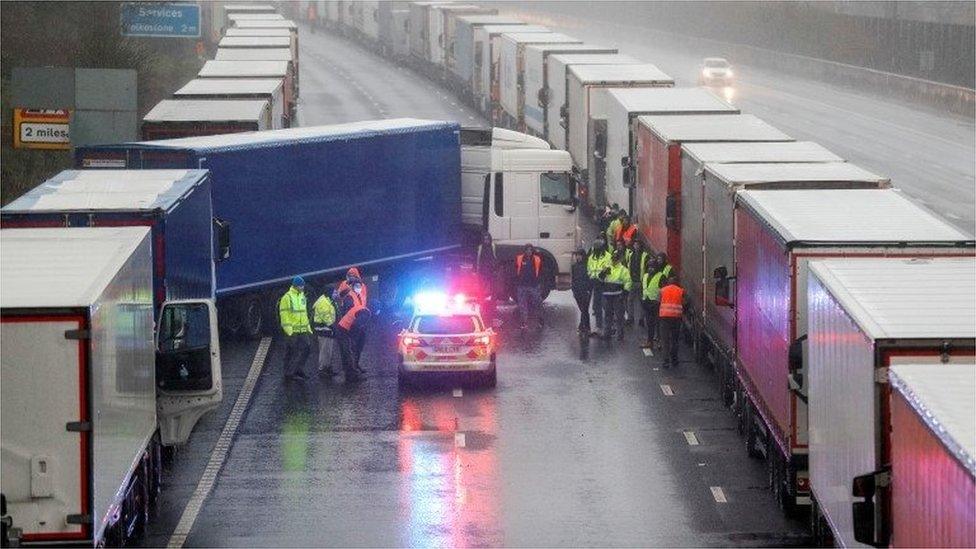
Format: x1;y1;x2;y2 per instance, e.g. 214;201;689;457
13;109;71;150
121;2;200;38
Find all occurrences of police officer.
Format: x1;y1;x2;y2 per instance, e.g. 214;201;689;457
312;286;337;378
599;250;632;341
279;276;313;380
587;238;612;336
640;255;666;351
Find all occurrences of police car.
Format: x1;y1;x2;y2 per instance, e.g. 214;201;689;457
397;291;497;387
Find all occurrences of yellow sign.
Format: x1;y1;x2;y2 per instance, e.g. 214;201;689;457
13;108;71;150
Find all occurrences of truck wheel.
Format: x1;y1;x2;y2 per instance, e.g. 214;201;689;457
242;297;264;340
745;402;763;459
219;304;243;338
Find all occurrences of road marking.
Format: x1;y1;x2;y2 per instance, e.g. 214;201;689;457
642;348;652;357
683;431;700;446
660;384;674;396
166;337;271;548
453;388;463;398
710;486;728;503
945;212;962;220
455;432;466;448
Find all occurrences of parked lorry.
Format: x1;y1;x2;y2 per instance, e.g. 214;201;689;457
804;258;976;547
495;32;583;126
377;2;412;59
408;2;453;68
140;99;272;140
725;189;975;514
522;44;618;137
545;53;641;148
76;120;575;336
198;59;296;115
224;27;297;66
883;364;975;548
430;5;497;74
633;114;791;273
1;227;160;546
449;15;524;96
565;64;674;190
1;169;225;447
474;25;550;115
590;87;738;216
174;78;288;129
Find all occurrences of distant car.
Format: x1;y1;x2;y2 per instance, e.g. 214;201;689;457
397;292;497;387
699;57;734;86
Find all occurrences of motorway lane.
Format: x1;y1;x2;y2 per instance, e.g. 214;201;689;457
178;294;807;547
499;5;976;235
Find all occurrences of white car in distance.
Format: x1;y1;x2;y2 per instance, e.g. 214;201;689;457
699;57;734;86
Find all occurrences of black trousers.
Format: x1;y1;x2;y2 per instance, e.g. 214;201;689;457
573;289;591;333
660;317;681;366
283;332;312;377
337;327;365;379
642;300;660;343
602;293;624;338
591;289;604;329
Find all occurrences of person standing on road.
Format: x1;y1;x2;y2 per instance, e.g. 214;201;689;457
640;255;666;351
587;238;612;336
659;274;685;368
335;281;370;382
599;250;632;341
626;239;644;326
475;231;497;323
571;250;592;334
337;267;368;305
605;210;624;244
312;286;337;378
515;244;543;330
279;276;313;380
614;214;639;247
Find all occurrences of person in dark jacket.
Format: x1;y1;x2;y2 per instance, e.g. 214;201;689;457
570;250;592;334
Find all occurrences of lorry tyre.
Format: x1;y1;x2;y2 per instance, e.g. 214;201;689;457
219;304;243;338
242;297;264;340
745;402;763;459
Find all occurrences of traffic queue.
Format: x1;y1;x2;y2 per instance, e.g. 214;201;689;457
307;1;976;546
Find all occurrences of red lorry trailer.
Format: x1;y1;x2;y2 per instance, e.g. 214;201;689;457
805;258;976;546
634;114;791;277
884;364;975;548
727;188;975;512
696;162;888;389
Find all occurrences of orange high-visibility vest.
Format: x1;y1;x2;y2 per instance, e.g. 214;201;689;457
516;253;542;277
616;223;638;245
659;284;684;318
338;291;367;330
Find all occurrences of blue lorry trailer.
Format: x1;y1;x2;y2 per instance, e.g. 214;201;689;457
75;119;463;337
1;169;215;313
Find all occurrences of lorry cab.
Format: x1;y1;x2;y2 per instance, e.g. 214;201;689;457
461;127;576;292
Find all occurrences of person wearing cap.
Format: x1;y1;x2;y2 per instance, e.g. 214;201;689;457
570;249;592;334
337;267;368;305
279;276;313;380
587;237;612;335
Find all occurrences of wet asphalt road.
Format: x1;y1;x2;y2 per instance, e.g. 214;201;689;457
148;297;807;547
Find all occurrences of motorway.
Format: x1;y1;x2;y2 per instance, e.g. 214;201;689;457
143;27;808;547
500;5;976;236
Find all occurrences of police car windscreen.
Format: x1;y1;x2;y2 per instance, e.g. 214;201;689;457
417;315;481;334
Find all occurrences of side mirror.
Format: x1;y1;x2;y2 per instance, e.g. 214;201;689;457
713;266;733;307
620;155;631;168
665;194;679;230
788;336;807;398
214;217;231;262
559;104;568;119
537;87;548;106
852;469;890;547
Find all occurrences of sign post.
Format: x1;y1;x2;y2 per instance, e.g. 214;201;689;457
12;109;71;150
121;2;201;38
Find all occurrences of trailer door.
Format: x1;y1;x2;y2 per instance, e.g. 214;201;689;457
155;300;223;445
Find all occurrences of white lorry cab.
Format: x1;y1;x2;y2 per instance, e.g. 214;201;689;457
461;127;576;297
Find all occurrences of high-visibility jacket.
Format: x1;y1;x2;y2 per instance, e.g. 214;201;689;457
601;262;632;294
605;218;621;242
337;290;368;331
312;295;336;326
587;249;612;279
279;286;312;336
615;223;638;246
642;270;667;301
659;284;684;318
639;251;651;279
337;267;368;305
476;242;497;272
516;253;542;277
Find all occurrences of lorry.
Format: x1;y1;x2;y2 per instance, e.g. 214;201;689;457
1;169;225;447
589;87;738;217
449;15;524;96
140;99;273;140
377;2;412;59
1;227;175;546
173;78;288;129
544;53;641;148
197;59;296;116
76;119;576;336
804;258;976;547
882;363;976;548
408;2;453;68
522;44;618;137
698;161;887;380
565;64;674;191
633;114;791;274
724;188;975;514
473;25;550;115
430;5;497;75
495;33;584;127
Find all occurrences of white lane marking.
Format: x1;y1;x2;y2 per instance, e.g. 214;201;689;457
710;486;728;503
660;384;674;396
683;431;700;446
642;348;652;357
166;337;272;548
455;432;466;448
452;388;463;398
945;212;962;220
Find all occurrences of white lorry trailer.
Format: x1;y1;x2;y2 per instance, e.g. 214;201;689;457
473;25;550;116
1;228;158;546
496;32;582;128
174;77;288;129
